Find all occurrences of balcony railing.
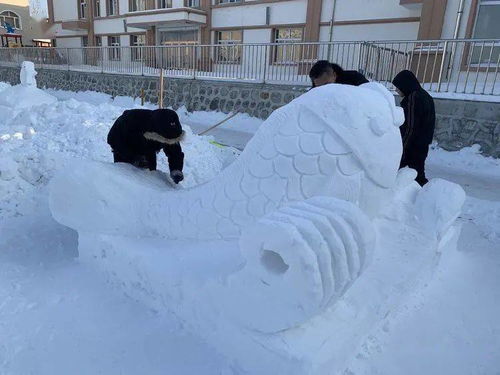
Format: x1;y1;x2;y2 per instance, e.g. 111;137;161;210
0;39;498;96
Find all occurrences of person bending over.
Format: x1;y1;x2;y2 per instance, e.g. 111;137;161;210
107;108;185;184
392;70;435;186
309;60;369;88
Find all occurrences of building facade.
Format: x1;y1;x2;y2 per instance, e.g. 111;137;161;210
47;0;499;48
0;0;51;46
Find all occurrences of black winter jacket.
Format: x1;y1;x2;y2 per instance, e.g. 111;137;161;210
107;109;184;172
392;70;435;150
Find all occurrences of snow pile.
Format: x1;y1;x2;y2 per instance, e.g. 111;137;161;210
0;81;10;91
428;143;500;180
49;83;465;374
463;197;500;241
0;81;237;220
0;66;238;268
415;178;466;240
0;61;57;109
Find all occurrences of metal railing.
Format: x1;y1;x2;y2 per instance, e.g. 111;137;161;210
0;39;499;96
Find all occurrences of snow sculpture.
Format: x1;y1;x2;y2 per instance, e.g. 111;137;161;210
50;83;402;239
49;83;465;374
234;196;375;332
20;61;37;87
0;61;57;109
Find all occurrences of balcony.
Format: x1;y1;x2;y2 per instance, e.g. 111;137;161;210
126;0;207;29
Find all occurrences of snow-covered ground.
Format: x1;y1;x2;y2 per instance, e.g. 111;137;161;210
0;83;499;374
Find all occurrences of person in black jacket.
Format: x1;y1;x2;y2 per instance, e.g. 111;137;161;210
107;108;185;184
392;70;435;186
309;60;368;88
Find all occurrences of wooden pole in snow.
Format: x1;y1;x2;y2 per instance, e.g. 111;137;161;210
198;112;239;136
158;69;164;109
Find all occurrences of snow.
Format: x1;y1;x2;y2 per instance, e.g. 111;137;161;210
430;91;500;103
0;85;238;220
0;62;57;110
48;80;467;374
49;83;405;245
0;73;499;375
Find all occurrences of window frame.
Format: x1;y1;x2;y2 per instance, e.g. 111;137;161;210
472;0;500;39
0;10;22;30
106;0;119;15
94;0;101;17
217;0;242;4
78;0;88;19
467;0;500;67
130;34;146;61
215;29;243;64
272;27;304;65
157;0;172;8
108;35;121;61
186;0;200;8
129;0;147;12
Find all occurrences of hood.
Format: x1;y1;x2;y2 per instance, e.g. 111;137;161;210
151;109;183;139
392;70;421;96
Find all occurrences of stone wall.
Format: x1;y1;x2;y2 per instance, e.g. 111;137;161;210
1;66;498;157
0;67;305;120
433;100;500;157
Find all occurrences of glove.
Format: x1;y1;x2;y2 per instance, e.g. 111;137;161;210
170;170;184;184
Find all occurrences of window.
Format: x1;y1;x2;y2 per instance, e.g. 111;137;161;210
216;30;242;63
130;0;146;12
108;36;121;60
79;0;87;19
0;11;21;30
471;0;500;65
157;0;172;8
83;36;102;47
107;0;118;15
160;29;198;44
186;0;200;7
473;0;500;39
94;0;101;17
218;0;242;4
273;28;303;64
131;34;145;61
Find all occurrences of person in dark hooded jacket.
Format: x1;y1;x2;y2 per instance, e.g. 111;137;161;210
392;70;435;186
309;60;368;88
107;108;185;184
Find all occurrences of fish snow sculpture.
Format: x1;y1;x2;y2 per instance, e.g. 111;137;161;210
50;83;465;374
50;82;403;239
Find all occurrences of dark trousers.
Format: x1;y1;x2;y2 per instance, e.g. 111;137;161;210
112;150;154;170
400;144;429;186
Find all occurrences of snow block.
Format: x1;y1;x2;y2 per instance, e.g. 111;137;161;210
49;83;465;374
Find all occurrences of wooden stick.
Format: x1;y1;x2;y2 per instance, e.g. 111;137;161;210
158;69;164;109
198;112;239;136
140;88;145;106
